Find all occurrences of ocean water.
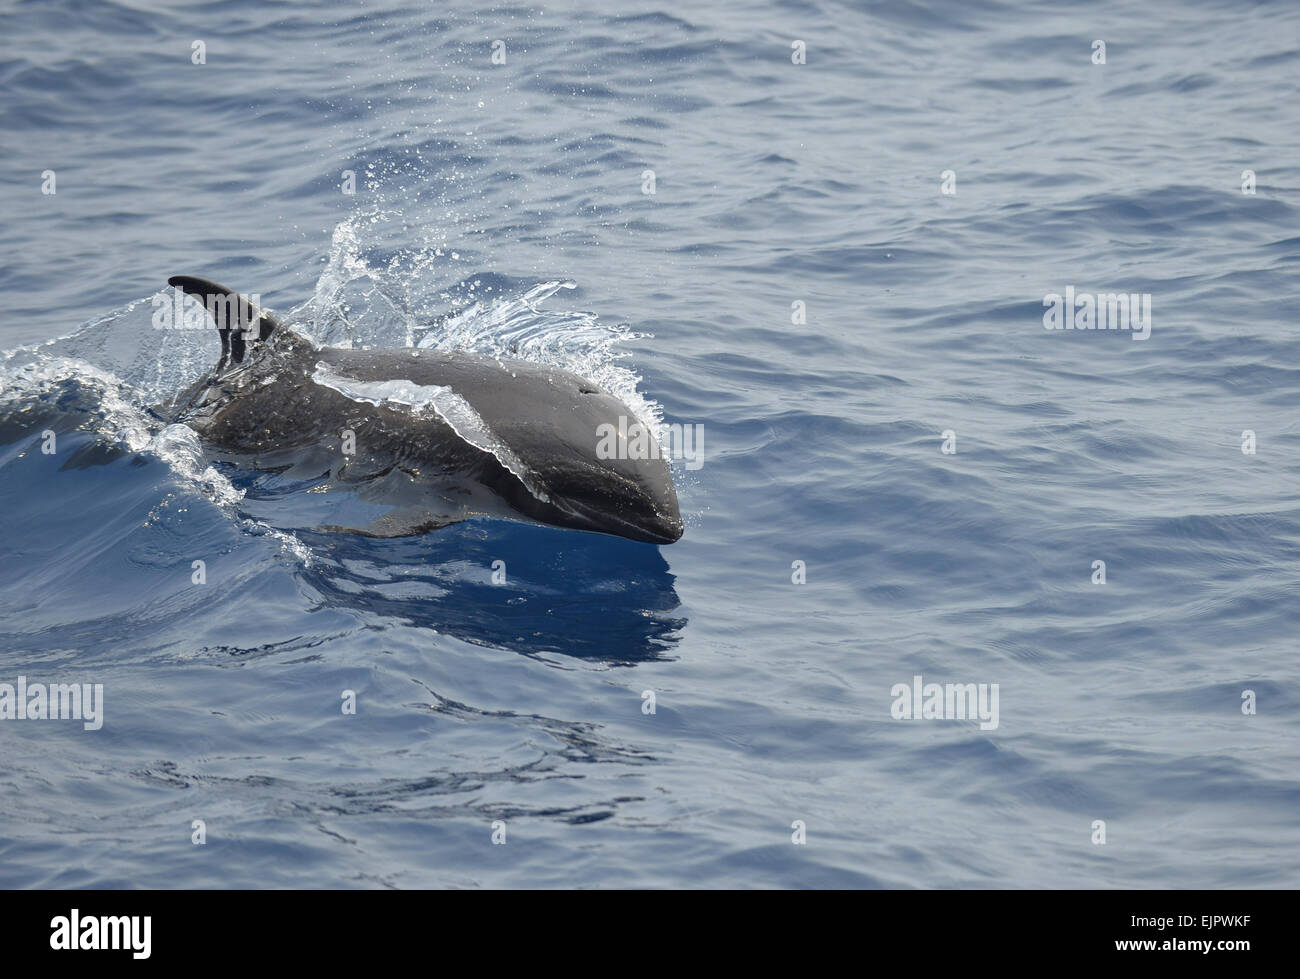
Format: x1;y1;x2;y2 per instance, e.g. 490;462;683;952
1;0;1298;888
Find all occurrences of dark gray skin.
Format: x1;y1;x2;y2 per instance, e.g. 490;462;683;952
160;276;683;544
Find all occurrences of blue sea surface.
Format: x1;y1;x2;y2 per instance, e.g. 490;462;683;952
1;0;1298;888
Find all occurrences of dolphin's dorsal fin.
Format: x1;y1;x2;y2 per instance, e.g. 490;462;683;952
167;275;281;370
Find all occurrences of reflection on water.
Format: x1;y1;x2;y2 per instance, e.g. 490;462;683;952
294;519;685;662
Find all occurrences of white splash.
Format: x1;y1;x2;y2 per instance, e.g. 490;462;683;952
0;351;311;566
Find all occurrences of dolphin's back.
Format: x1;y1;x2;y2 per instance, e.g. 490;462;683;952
315;347;602;412
314;347;622;462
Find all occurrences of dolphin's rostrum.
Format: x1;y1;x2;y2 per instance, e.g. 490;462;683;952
160;275;683;544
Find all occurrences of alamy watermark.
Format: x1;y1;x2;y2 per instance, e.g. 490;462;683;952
890;674;999;730
151;286;264;331
596;415;704;470
50;909;150;958
1043;286;1151;340
0;676;104;730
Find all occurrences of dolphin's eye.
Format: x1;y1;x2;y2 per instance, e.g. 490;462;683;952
578;386;599;395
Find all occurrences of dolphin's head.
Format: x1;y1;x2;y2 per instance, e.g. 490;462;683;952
485;383;684;545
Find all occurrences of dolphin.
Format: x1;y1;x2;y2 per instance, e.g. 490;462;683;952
156;275;683;544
